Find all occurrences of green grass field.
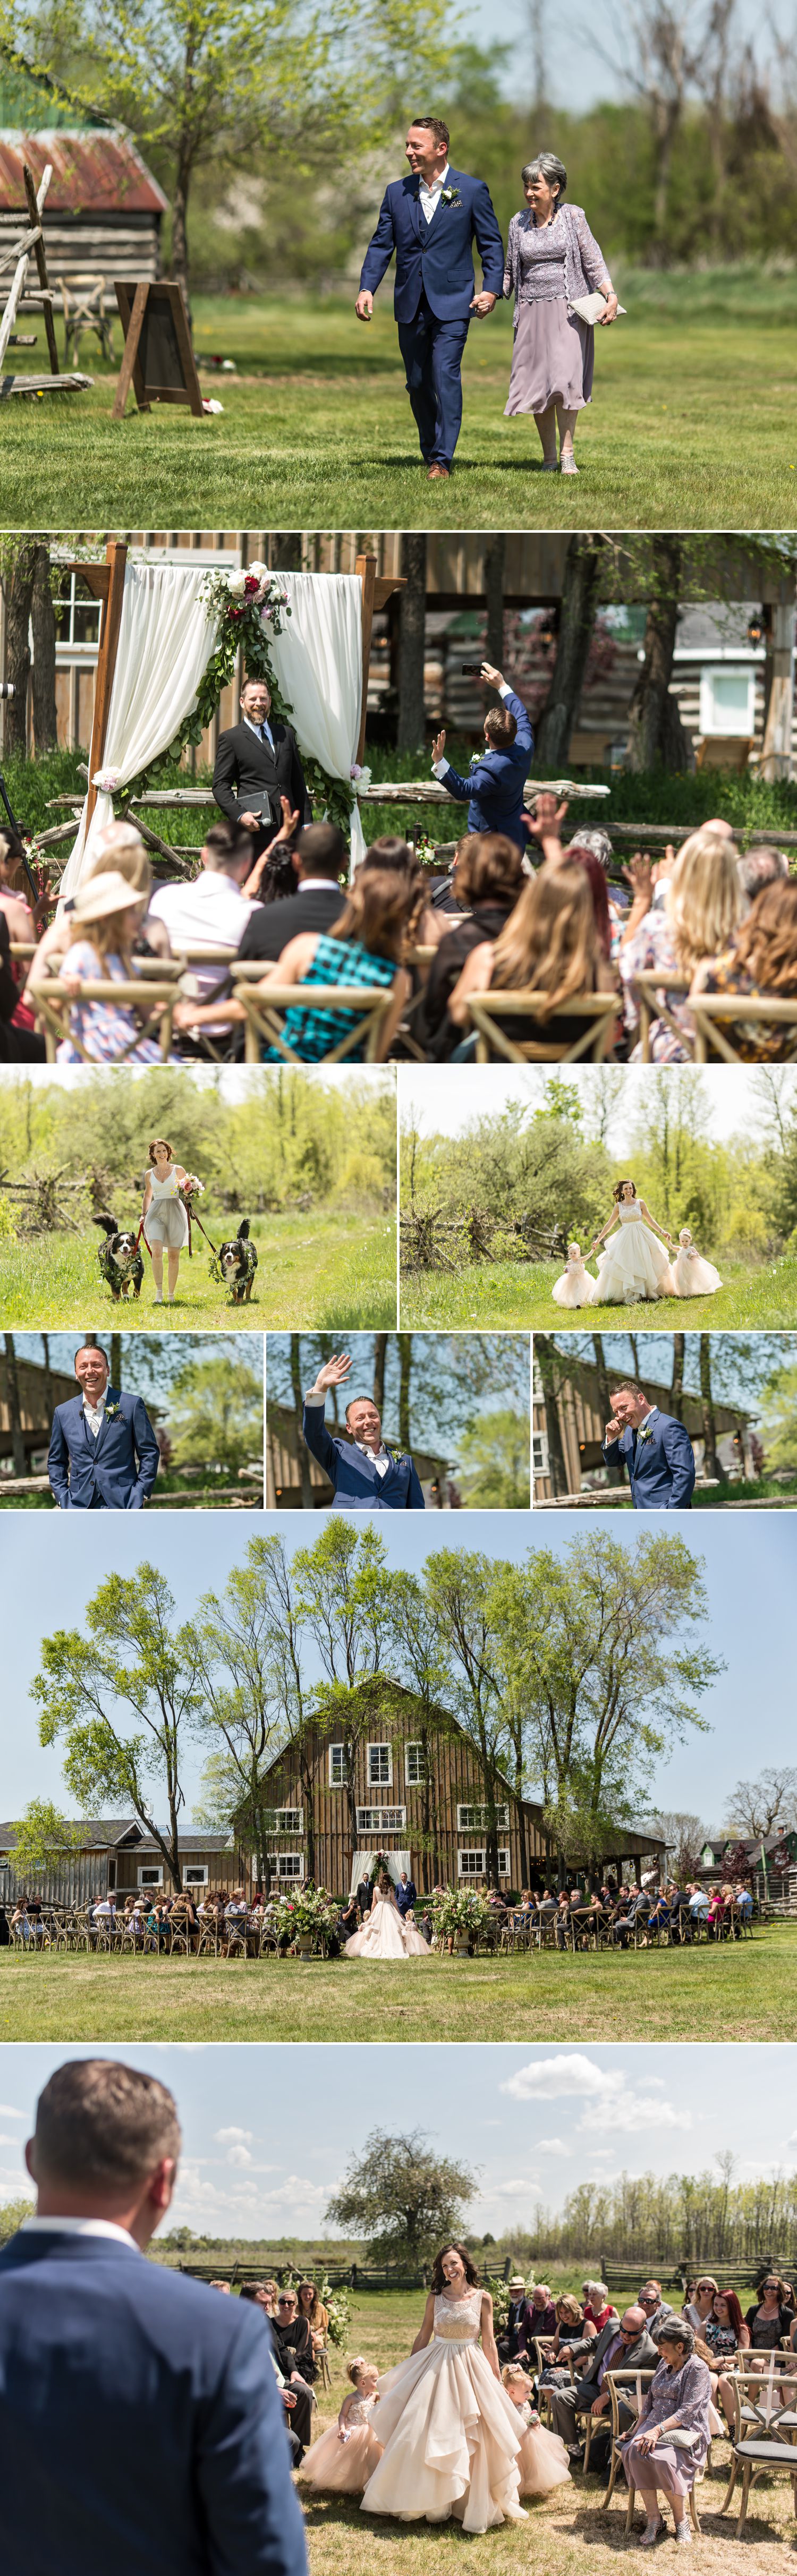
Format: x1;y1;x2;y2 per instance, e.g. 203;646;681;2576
4;275;797;528
399;1257;797;1331
295;2288;794;2575
0;1212;396;1330
1;1924;792;2044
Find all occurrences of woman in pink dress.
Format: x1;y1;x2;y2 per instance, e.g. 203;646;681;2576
344;1871;430;1960
360;2244;528;2531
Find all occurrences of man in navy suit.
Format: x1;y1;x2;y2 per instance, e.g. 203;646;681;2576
602;1380;696;1509
357;115;504;477
302;1351;426;1508
48;1340;160;1509
0;2056;308;2576
394;1869;418;1916
432;660;533;852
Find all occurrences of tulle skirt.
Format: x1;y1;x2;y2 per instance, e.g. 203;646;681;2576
671;1249;722;1296
516;2420;572;2497
344;1898;430;1960
360;2339;526;2531
143;1198;189;1248
552;1262;596;1307
593;1218;675;1304
301;2419;383;2493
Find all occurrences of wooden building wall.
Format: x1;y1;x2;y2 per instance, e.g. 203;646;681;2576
256;1698;551;1898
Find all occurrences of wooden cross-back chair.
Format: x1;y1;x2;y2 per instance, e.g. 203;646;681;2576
633;970;797;1065
228;961;399;1065
32;969;180;1065
463;990;618;1064
718;2360;797;2535
60;271;114;366
600;2366;657;2511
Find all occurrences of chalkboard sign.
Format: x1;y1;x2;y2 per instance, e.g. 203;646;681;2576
112;279;205;421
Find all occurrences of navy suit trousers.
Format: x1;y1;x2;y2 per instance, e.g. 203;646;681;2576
397;293;470;463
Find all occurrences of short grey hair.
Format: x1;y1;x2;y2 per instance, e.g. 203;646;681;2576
736;845;789;899
655;2317;695;2357
583;2279;609;2303
570;829;613;870
522;152;567;204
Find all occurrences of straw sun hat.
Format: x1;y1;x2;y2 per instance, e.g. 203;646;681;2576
70;871;146;924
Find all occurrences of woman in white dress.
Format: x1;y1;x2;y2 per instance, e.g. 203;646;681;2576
300;2358;383;2493
589;1177;676;1305
141;1136;201;1304
671;1227;723;1296
360;2244;528;2531
344;1871;430;1961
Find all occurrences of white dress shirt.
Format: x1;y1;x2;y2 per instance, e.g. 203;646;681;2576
433;681;513;779
419;162;450;224
243;713;275;753
21;2215;139;2246
82;1391;106;1438
148;869;257;998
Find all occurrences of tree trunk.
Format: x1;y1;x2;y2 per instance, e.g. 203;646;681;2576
699;1334;718;1479
626;537;693;771
3;1333;26;1475
671;1331;685;1420
397;1334;412;1447
270;535;302;570
484;535;506;670
109;1333;122;1388
372;1331;387;1417
650;98;681;261
591;1333;623;1485
397;535;427;753
534;534;604;765
4;543;38;754
170;145;192;315
289;1335;313;1505
30;544;57;753
41;1332;53;1432
535;1336;569;1495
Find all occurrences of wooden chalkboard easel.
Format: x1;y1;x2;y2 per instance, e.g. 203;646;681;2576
112;279;205;420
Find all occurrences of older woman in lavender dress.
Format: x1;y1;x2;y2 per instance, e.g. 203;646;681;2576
620;2318;712;2547
503;152;618;474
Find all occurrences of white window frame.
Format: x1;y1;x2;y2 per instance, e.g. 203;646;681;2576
699;664;756;738
367;1743;393;1787
457;1803;510;1832
184;1865;208;1887
138;1864;164;1887
268;1852;304;1881
532;1430;549;1478
262;1807;303;1833
355;1806;408;1834
457;1848;510;1878
328;1745;347;1787
404;1741;427;1786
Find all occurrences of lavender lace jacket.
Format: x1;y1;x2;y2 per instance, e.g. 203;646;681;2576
622;2355;713;2474
503;205;612;317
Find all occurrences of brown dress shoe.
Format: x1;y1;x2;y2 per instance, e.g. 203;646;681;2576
427;463;450;480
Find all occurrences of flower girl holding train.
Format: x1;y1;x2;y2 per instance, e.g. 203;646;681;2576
589;1177;676;1304
501;2366;571;2499
551;1241;596;1307
671;1227;723;1295
300;2358;383;2494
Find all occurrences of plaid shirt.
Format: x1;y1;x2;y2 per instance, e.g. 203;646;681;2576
264;934;396;1061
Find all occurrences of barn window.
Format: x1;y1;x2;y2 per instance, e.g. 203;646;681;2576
458;1849;510;1878
457;1804;509;1832
272;1853;303;1881
328;1745;347;1786
405;1742;427;1785
262;1809;303;1832
368;1744;392;1786
184;1866;208;1886
356;1807;407;1833
532;1431;549;1476
138;1865;163;1886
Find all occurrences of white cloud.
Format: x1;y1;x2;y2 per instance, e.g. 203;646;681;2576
214;2126;254;2146
0;2106;24;2120
536;2139;570;2157
501;2055;690;2136
225;2144;253;2169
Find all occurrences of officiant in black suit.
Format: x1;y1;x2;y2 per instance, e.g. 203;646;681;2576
213;677;312;859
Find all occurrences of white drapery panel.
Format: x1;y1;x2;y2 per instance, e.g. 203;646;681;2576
267;570;366;869
61;563;221;899
349;1849;411;1897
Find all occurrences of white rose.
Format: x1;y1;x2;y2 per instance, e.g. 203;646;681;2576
227;569;248;596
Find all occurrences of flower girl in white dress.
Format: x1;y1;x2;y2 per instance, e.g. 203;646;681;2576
590;1178;676;1304
301;2359;383;2494
670;1227;723;1296
501;2366;571;2499
551;1242;596;1308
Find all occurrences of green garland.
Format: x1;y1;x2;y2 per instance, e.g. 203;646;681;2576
120;569;358;841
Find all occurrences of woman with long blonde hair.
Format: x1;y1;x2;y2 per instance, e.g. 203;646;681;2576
446;859;616;1057
620;829;743;1060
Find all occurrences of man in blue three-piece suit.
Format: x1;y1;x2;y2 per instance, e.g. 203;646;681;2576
356;114;504;477
302;1352;426;1509
0;2057;308;2576
48;1339;160;1509
602;1379;696;1509
431;660;534;853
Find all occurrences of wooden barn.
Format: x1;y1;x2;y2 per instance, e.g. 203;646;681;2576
0;1345;75;1471
0;1816;236;1908
239;1678;663;1898
0;53;166;297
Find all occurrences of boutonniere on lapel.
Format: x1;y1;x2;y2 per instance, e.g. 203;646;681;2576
637;1420;654;1445
439;184;461;206
104;1401;121;1420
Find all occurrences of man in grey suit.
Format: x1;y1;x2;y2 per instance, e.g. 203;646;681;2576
546;2304;658;2459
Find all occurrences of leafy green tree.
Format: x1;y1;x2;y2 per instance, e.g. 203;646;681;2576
192;1551;293;1889
420;1548;515;1889
455;1408;529;1509
8;1798;78;1882
325;2128;476;2270
759;1364;797;1469
30;1565;202;1890
0;2200;35;2241
167;1353;262;1478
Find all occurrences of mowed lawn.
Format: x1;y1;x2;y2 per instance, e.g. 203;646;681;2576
297;2290;794;2576
400;1257;797;1332
1;1925;793;2043
4;278;797;528
0;1213;396;1330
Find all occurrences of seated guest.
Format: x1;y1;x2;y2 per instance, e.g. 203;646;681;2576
0;906;41;1062
358;834;444;950
529;2283;557;2340
618;2318;712;2547
744;2272;796;2359
691;877;797;1060
736;845;789;902
704;2290;749;2426
238;823;346;960
212;673;312;856
46;873;181;1065
447;860;616;1060
497;2278;535;2364
546;2305;657;2459
297;2281;329;2360
257;867;413;1062
417;833;527;1056
272;2288;317;2386
150;823;268;1050
619;830;742;1061
582;2281;615;2337
0;826;44;1060
539;2296;588;2385
302;1349;426;1509
637;2281;677;2339
431;661;533;851
28;827;169;995
239;2283;307;2464
683;2276;718;2338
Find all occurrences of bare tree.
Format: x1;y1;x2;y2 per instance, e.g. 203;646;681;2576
723;1767;797;1838
626;535;694;771
649;1807;708;1876
526;0;548;106
397;535;427;753
535;534;606;765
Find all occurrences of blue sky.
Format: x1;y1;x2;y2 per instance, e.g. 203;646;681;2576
0;2041;792;2228
461;0;790;114
398;1063;787;1145
2;1509;793;1829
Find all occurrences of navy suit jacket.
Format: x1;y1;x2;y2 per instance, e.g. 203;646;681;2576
360;167;504;323
603;1408;696;1508
48;1386;160;1509
439;690;533;849
302;1400;425;1508
0;2229;308;2576
395;1877;417;1914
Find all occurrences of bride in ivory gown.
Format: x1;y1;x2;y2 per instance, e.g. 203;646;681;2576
589;1175;676;1304
343;1870;430;1960
360;2244;529;2530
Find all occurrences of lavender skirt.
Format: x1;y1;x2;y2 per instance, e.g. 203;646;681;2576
505;300;593;416
621;2437;696;2500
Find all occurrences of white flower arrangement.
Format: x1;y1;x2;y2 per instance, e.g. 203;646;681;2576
91;766;122;792
350;763;372;788
201;397;224;414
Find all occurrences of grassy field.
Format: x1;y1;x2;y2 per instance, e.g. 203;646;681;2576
295;2288;794;2574
0;1213;396;1330
4;276;797;528
1;1924;793;2044
399;1257;797;1331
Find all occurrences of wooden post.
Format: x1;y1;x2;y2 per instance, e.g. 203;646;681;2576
82;541;129;833
760;588;795;781
22;163;59;374
355;553;377;765
0;163;52;371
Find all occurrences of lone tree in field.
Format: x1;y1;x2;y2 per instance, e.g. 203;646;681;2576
30;1563;202;1890
326;2128;477;2270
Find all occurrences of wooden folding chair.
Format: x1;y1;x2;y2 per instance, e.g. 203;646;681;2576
689;994;797;1064
32;967;180;1065
229;962;398;1064
632;970;692;1063
61;271;114;366
719;2361;797;2534
464;989;618;1064
601;2367;657;2510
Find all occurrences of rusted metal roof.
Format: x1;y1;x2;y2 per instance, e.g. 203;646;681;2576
0;127;167;216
